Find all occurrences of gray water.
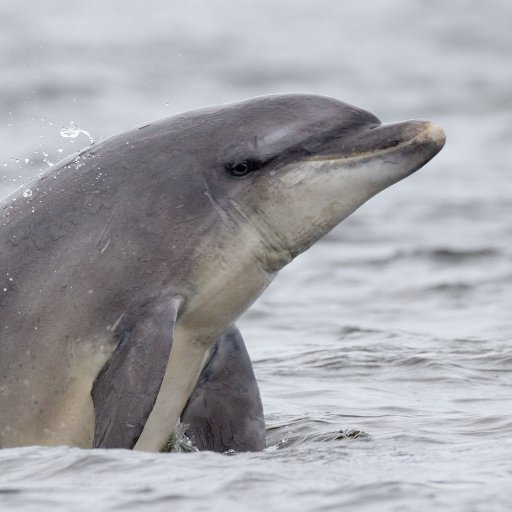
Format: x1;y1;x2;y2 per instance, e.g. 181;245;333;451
1;0;512;510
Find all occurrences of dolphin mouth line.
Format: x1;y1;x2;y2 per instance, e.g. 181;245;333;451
303;122;445;164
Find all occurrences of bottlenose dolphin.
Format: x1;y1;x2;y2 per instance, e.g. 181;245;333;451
0;94;445;452
181;325;265;452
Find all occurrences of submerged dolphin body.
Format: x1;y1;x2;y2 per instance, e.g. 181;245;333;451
0;94;445;452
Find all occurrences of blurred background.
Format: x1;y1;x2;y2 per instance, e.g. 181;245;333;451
1;1;511;511
1;0;510;195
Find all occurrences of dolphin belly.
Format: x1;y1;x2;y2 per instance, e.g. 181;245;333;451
0;334;112;448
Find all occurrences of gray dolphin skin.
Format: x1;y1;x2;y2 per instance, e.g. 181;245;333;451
181;325;265;452
0;94;445;452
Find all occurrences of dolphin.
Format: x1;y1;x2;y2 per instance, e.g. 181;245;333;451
0;94;445;452
180;325;265;452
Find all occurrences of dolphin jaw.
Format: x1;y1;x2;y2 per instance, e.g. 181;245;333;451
255;119;446;262
227;198;294;274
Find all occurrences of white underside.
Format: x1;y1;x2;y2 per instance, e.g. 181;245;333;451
135;221;273;452
134;324;210;451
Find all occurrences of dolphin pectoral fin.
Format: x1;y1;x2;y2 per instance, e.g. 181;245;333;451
181;325;265;452
91;295;182;449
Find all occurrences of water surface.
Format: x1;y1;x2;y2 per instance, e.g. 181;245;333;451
1;1;511;510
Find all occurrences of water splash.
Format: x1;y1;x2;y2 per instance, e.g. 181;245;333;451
161;422;199;453
59;122;94;144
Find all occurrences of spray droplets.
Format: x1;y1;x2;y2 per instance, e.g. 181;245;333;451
60;122;94;144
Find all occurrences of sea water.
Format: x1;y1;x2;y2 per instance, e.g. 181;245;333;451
1;1;511;510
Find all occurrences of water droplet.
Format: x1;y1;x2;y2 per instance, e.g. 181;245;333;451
22;189;33;198
60;122;78;138
60;122;94;143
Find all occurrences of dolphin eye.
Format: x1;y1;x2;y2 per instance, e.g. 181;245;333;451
225;159;261;177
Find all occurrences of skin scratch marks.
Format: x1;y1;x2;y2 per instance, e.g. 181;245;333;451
91;203;122;262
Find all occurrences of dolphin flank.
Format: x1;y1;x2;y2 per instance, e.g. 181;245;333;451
0;94;445;452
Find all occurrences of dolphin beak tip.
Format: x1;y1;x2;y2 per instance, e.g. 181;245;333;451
420;122;446;153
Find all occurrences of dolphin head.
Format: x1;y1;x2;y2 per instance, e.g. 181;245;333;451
197;94;445;272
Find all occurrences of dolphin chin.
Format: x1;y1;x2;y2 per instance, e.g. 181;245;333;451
0;94;445;452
